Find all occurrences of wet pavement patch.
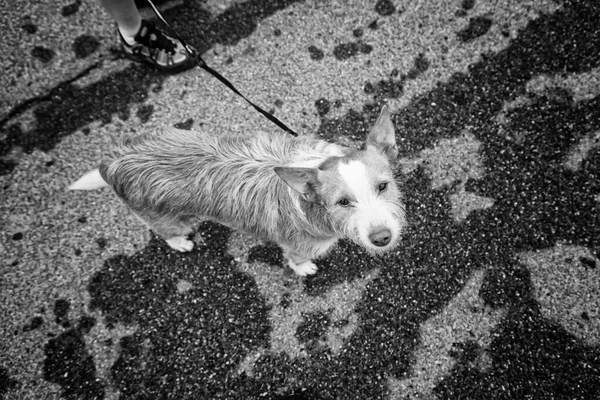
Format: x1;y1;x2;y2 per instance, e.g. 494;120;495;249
61;0;82;17
198;0;303;47
317;108;369;142
136;104;154;123
457;16;493;42
31;46;55;63
23;316;44;332
21;22;37;34
435;313;600;398
247;242;283;266
462;0;476;10
87;223;271;398
315;98;331;117
374;0;396;16
1;65;165;176
53;299;71;328
296;311;331;344
332;41;373;60
307;45;324;60
173;118;194;130
72;35;101;59
367;78;405;99
43;301;104;399
580;256;597;269
406;53;430;79
0;367;20;396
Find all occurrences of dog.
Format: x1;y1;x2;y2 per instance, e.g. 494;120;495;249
69;106;406;276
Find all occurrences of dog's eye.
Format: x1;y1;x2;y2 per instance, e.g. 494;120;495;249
337;198;350;207
378;182;388;192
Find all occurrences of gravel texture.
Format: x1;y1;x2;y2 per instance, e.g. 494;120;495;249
1;0;600;399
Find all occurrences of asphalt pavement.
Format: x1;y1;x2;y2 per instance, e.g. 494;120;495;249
1;0;600;399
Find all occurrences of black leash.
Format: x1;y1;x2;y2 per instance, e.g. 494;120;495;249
145;0;299;137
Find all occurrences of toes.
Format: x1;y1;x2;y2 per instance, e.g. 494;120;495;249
166;237;195;252
288;260;318;276
179;239;195;252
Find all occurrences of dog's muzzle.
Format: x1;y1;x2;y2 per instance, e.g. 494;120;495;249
369;226;392;247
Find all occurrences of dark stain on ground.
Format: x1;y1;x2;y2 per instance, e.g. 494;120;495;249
308;45;324;61
353;27;364;38
458;16;493;42
449;340;481;364
317;108;369;142
11;232;23;241
371;77;405;99
173;117;194;130
72;35;101;59
53;299;71;328
407;53;430;79
374;0;396;16
21;23;37;34
462;0;476;10
579;256;597;269
332;41;373;60
23;316;44;332
436;314;600;398
456;9;468;18
0;367;20;396
190;0;304;48
1;0;303;175
1;66;163;165
315;98;330;117
96;237;108;249
136;104;154;123
296;311;331;344
61;0;82;17
31;46;55;63
43;301;104;399
247;242;283;266
87;222;271;398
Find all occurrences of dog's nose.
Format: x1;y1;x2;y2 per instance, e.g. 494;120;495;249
369;227;391;247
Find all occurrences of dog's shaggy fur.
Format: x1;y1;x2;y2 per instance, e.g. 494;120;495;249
70;106;406;275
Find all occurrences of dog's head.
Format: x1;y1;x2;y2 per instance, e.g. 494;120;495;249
275;106;406;254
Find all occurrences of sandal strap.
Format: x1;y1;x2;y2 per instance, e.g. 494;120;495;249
133;20;177;55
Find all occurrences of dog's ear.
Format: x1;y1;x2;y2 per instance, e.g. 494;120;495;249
274;167;322;204
366;105;398;163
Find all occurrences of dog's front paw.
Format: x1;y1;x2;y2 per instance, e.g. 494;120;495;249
166;236;195;252
288;260;318;276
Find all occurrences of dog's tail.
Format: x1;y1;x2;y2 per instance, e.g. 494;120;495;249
69;169;109;190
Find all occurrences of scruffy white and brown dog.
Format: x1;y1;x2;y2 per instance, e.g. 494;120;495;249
70;106;406;276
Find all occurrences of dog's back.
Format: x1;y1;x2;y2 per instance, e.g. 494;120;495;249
99;128;345;242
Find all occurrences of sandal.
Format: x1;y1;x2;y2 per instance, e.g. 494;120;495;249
120;19;196;73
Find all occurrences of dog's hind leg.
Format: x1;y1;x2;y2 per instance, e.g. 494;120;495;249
132;211;196;252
